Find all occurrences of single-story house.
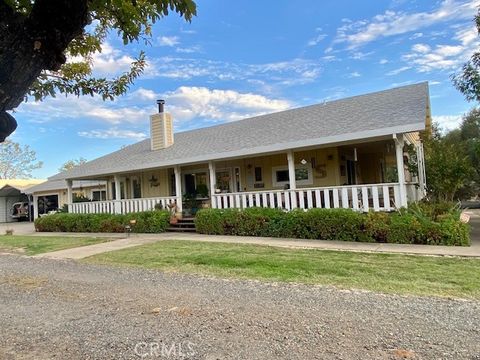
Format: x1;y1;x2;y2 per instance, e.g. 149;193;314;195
0;179;45;222
25;179;106;218
30;82;430;219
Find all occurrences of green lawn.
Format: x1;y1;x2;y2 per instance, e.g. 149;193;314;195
84;240;480;300
0;235;110;255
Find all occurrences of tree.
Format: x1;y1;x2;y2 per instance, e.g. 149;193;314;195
59;157;87;172
423;125;474;202
0;0;197;141
0;139;43;178
452;9;480;101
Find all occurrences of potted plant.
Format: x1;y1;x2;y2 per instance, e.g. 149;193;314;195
195;183;209;198
183;193;199;216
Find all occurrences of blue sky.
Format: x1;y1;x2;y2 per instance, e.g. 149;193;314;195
10;0;480;178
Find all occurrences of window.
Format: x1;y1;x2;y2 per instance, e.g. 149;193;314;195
111;182;116;200
272;165;313;187
276;169;289;183
132;178;142;198
295;168;309;181
254;167;263;182
92;190;106;201
216;170;231;192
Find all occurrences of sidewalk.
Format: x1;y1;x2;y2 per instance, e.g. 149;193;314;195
35;228;480;260
25;209;480;260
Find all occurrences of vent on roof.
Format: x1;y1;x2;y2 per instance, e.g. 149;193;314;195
150;99;173;151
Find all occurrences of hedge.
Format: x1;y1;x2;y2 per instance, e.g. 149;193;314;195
34;210;170;233
195;206;470;246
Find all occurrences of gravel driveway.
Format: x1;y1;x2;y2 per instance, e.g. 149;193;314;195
0;255;479;360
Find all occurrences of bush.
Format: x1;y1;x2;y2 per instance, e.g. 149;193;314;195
195;206;470;246
35;210;169;233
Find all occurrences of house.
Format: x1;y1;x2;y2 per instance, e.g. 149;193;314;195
0;179;45;222
25;179;106;218
30;82;430;219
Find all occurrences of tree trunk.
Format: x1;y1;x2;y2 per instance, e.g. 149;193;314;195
0;0;89;141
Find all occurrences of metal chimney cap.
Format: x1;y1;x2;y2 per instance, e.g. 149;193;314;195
156;99;165;113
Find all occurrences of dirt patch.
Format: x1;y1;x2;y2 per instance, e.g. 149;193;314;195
0;275;48;289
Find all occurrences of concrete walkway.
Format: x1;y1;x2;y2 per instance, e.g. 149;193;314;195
34;236;162;260
18;209;480;260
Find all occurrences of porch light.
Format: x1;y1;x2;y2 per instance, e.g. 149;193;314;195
300;159;307;165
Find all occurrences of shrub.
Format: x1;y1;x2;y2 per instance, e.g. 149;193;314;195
35;210;169;233
195;205;470;246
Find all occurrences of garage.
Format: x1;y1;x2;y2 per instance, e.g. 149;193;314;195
0;180;45;223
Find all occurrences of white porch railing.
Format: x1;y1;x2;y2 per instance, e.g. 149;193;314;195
212;183;403;212
68;196;178;214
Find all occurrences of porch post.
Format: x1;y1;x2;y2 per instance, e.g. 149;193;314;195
208;161;216;208
33;195;39;220
113;175;122;214
66;180;73;212
287;149;297;208
174;166;183;214
394;134;408;208
416;143;426;198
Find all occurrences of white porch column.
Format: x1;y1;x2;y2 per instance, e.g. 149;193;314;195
416;143;426;198
33;195;39;220
208;161;216;209
113;175;122;214
394;134;408;208
66;180;73;212
174;166;183;214
287;149;297;208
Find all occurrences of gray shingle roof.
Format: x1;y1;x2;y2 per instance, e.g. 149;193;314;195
25;180;106;194
51;82;429;180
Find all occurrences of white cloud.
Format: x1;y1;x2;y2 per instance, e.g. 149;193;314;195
175;45;201;54
78;128;147;140
158;36;180;47
412;43;431;53
163;86;292;122
410;32;424;39
347;71;361;78
351;51;374;60
18;85;291;133
335;0;480;48
307;33;327;46
67;42;137;77
379;59;389;64
17;91;154;126
145;57;323;87
386;66;411;76
402;25;478;72
433;114;463;131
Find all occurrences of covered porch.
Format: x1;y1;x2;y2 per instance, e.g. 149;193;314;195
66;133;426;215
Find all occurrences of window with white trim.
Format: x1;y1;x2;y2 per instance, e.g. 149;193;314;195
92;190;106;201
272;165;313;187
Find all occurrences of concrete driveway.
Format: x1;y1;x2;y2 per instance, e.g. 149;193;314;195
0;221;35;235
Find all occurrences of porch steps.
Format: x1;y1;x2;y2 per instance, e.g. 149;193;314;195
167;217;196;233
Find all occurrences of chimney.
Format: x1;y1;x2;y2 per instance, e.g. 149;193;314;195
150;99;174;151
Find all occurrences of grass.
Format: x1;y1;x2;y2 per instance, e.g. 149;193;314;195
84;240;480;300
0;235;110;255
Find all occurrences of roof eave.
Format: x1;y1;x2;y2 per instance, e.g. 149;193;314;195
62;122;425;180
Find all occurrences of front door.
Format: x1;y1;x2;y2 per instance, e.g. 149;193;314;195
184;174;196;195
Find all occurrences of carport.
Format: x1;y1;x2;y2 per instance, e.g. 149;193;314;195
0;180;45;223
